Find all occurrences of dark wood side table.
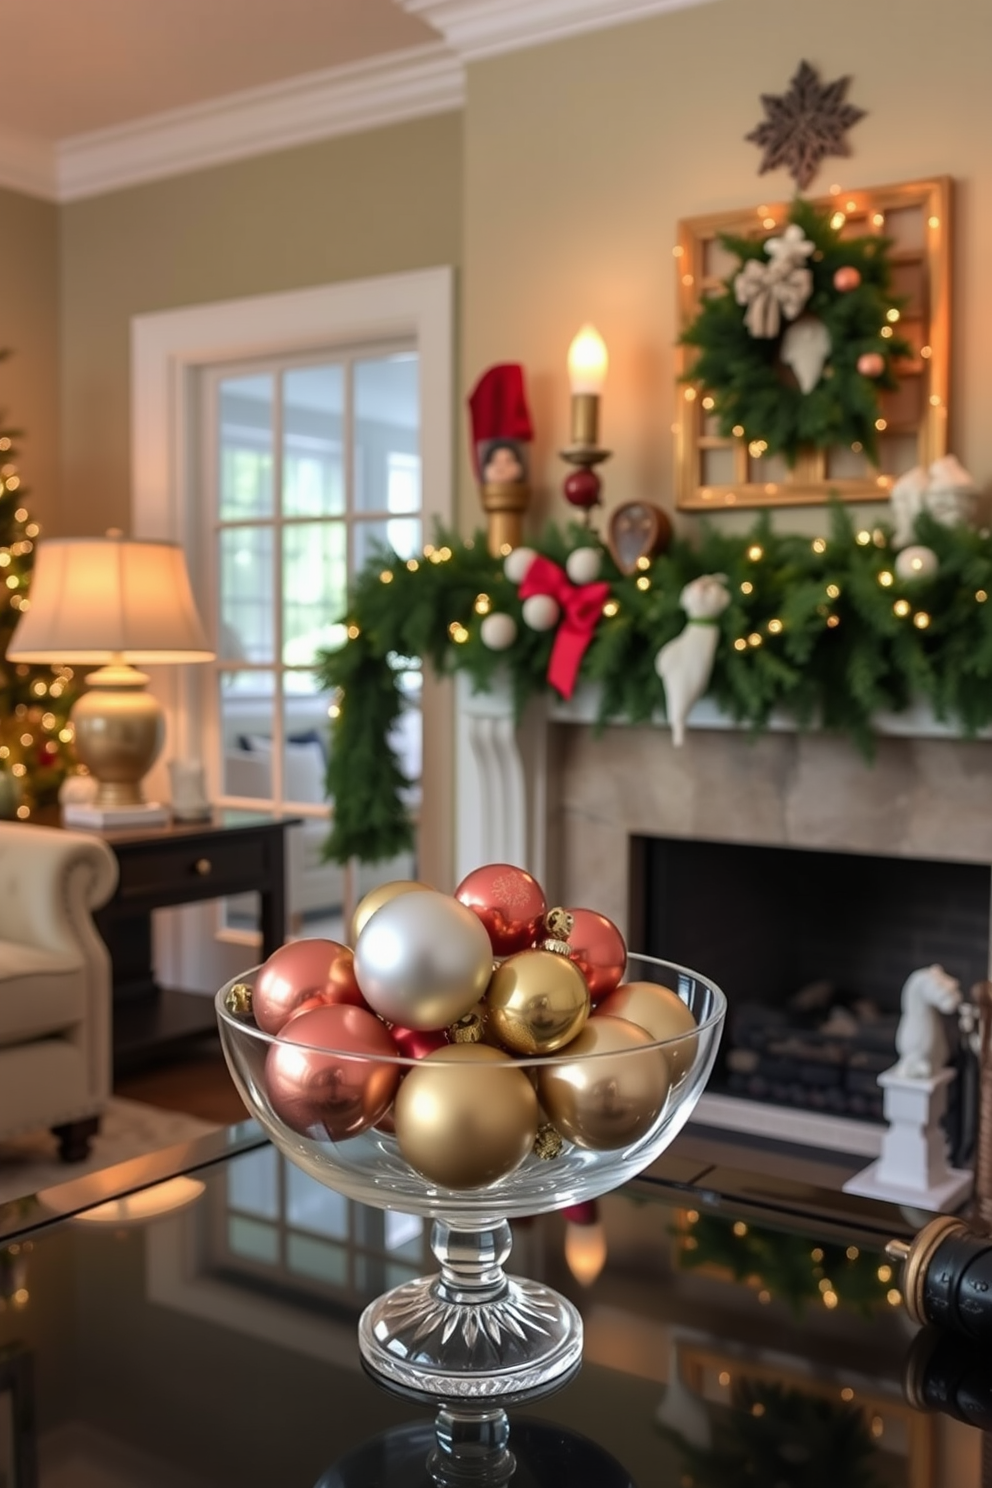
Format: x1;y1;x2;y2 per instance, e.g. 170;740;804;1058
38;810;296;1072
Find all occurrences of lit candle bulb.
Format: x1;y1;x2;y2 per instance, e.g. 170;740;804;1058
567;324;608;396
562;325;611;515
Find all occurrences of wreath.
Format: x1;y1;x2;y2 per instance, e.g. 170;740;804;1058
681;197;913;466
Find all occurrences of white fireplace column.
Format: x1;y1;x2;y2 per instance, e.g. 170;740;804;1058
454;672;552;890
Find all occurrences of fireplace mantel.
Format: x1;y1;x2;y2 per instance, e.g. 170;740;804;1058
454;673;992;1157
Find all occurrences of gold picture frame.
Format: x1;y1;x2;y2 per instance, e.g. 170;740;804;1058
675;177;951;511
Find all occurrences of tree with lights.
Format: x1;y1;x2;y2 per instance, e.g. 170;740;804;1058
0;402;79;818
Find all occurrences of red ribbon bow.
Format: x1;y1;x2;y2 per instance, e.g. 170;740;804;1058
518;554;610;700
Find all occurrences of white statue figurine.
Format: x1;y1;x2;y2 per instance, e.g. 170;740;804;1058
891;963;962;1080
654;574;731;747
890;455;978;549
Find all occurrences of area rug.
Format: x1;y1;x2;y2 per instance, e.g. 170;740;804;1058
0;1098;220;1209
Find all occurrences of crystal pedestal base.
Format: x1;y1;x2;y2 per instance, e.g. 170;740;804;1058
358;1220;583;1400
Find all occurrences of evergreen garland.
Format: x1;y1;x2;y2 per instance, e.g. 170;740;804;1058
314;507;992;865
681;197;913;464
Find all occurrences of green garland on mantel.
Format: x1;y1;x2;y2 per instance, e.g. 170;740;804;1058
315;505;992;865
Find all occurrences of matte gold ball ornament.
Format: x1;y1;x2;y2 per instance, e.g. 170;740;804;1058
352;879;432;941
354;889;494;1031
537;1015;671;1151
394;1044;540;1189
487;949;591;1056
595;981;698;1082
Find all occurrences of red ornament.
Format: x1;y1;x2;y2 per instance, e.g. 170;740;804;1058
390;1024;450;1060
455;862;547;956
566;908;627;1002
265;1004;400;1141
563;468;601;510
857;351;885;378
833;266;861;292
252;939;365;1035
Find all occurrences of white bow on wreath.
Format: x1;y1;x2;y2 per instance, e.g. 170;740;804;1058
734;223;815;339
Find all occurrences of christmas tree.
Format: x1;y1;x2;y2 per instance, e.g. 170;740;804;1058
0;401;79;818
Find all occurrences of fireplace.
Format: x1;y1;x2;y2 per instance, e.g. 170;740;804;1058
632;835;990;1131
454;675;992;1157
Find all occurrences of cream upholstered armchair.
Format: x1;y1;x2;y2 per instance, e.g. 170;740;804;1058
0;821;118;1160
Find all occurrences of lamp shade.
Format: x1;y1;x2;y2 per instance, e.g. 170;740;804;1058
7;535;213;665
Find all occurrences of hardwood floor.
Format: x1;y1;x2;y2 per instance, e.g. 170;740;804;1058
114;1037;247;1125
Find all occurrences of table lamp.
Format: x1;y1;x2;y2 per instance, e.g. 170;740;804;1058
7;532;213;827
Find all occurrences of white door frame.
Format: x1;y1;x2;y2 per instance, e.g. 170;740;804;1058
131;267;455;990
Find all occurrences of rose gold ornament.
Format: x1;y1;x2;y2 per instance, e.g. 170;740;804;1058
487;949;590;1056
265;1004;400;1141
537;1015;671;1151
857;351;885;378
352;879;432;942
253;938;366;1035
394;1044;539;1189
455;862;548;956
566;908;627;1002
595;980;698;1082
833;266;861;292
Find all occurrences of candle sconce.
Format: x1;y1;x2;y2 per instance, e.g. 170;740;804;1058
560;325;611;520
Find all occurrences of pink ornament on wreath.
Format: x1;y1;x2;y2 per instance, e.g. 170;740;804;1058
833;266;862;292
857;351;885;378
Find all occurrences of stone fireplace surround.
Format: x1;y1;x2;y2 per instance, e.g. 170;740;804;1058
454;678;992;1158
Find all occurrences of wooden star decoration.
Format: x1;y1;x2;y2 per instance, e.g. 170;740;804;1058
746;60;866;192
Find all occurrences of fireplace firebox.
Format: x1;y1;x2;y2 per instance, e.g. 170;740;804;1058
632;836;990;1135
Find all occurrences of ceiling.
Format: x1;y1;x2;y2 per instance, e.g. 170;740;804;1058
0;0;436;140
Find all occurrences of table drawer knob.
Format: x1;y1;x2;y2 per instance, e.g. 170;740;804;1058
194;857;212;876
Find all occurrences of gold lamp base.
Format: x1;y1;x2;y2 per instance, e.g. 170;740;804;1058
71;664;165;811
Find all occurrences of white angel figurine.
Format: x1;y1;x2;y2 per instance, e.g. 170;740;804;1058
654;574;730;747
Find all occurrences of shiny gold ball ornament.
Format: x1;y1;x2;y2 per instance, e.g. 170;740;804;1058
595;981;698;1082
351;879;432;942
394;1044;540;1189
354;889;494;1031
486;949;591;1056
537;1015;671;1151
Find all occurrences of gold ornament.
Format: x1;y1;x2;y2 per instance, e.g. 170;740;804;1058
448;1003;488;1043
351;879;432;942
595;981;698;1082
540;906;575;954
224;982;254;1018
486;949;590;1056
394;1044;539;1189
537;1015;671;1151
533;1123;564;1160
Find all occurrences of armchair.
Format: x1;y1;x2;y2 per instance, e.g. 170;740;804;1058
0;821;118;1159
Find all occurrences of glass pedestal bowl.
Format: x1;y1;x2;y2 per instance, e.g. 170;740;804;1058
216;952;724;1404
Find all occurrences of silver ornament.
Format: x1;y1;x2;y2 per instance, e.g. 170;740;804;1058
354;889;494;1030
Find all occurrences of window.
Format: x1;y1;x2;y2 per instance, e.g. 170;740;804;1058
204;347;424;938
131;268;452;990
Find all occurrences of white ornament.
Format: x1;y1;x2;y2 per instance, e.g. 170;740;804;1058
654;574;731;747
504;546;537;585
894;544;938;582
479;612;518;651
890;455;978;548
565;547;602;585
892;964;962;1080
780;315;831;394
521;594;560;632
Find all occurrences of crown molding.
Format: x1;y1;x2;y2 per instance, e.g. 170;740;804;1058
55;43;464;203
400;0;720;61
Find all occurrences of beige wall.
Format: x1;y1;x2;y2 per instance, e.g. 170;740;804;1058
58;111;463;535
462;0;991;535
0;187;59;532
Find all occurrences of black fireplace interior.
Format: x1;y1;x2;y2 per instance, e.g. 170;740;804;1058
633;836;990;1125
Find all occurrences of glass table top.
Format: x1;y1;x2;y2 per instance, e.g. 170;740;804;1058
0;1123;986;1487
